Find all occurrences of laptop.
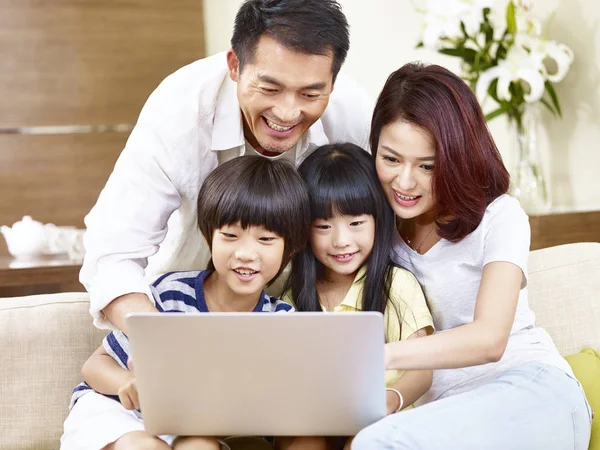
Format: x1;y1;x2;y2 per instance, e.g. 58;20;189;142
126;312;386;436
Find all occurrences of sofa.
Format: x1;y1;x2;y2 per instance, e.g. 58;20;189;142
1;242;599;449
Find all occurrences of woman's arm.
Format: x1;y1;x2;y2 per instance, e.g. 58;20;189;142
82;344;133;395
386;261;522;371
386;328;432;413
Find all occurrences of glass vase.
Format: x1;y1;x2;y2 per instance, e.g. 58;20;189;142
510;109;551;214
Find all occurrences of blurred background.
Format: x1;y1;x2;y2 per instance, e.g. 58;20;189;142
0;0;598;296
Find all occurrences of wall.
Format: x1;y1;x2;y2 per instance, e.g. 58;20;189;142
203;0;600;211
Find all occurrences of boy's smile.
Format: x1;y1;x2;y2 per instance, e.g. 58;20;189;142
205;222;284;310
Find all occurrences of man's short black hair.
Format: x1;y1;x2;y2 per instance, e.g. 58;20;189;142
197;155;310;280
231;0;350;81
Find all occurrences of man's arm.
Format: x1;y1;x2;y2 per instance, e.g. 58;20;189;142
80;123;181;331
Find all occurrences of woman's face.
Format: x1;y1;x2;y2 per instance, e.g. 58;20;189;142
375;120;437;221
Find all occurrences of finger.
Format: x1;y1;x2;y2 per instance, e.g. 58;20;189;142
127;358;135;373
131;383;140;410
119;391;134;410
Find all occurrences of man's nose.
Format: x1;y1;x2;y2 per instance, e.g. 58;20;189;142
272;94;301;125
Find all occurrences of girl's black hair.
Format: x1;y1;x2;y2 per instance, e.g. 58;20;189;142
284;143;397;317
197;155;310;280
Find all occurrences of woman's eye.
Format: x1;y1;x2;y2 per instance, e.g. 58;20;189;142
421;164;435;171
382;155;398;163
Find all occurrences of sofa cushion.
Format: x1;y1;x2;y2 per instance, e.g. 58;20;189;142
565;348;599;449
0;293;106;449
528;242;600;356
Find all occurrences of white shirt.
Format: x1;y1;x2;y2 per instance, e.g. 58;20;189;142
80;52;373;330
391;194;572;405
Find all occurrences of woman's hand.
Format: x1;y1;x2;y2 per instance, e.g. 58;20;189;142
118;376;140;410
386;389;401;415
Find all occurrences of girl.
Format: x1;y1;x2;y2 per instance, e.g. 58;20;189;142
353;63;593;449
61;156;310;450
281;143;435;450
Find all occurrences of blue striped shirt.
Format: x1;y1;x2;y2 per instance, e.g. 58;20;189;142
70;270;293;408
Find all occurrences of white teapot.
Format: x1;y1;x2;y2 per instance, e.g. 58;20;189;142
1;216;50;259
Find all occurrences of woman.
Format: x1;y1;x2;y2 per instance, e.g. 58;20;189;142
352;63;592;450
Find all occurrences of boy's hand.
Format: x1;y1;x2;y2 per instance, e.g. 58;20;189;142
118;358;139;410
118;376;140;410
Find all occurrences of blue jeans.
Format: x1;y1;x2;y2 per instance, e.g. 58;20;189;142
352;362;592;450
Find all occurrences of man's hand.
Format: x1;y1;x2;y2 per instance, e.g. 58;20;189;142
102;292;158;334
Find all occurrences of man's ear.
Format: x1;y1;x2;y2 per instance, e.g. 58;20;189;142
226;49;240;82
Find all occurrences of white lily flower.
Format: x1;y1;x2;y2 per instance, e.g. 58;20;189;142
476;45;545;103
522;36;574;82
420;0;492;48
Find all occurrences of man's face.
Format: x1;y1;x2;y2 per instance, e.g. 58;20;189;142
227;35;334;156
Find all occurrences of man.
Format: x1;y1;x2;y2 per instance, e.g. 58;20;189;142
81;0;373;333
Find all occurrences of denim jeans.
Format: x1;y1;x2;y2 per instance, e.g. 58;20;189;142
352;362;592;450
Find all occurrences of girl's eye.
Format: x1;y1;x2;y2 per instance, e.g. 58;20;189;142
314;224;330;230
221;232;237;238
349;221;364;227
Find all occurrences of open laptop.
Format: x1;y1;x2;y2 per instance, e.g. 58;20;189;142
126;312;386;436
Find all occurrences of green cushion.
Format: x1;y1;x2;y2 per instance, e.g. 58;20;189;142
565;348;599;450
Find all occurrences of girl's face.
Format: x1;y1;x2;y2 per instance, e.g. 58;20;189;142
211;222;284;297
375;120;437;222
310;213;375;279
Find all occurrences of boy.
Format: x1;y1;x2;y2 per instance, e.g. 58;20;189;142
61;156;310;450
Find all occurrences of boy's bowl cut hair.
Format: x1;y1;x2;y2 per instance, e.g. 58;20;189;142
197;156;310;278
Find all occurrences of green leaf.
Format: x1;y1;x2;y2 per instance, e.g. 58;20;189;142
439;47;478;64
485;106;508;122
416;41;424;48
506;1;517;35
545;81;562;117
540;98;558;118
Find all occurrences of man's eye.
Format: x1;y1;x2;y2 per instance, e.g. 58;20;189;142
261;88;278;94
304;93;320;99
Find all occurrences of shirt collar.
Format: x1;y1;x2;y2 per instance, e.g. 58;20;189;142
325;266;368;311
211;76;330;158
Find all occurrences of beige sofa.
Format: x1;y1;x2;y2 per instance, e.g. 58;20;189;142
1;242;599;449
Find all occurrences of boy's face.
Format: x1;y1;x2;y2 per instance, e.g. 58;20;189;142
211;222;284;297
227;35;334;156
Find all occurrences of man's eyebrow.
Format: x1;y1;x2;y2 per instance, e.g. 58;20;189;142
257;75;327;91
380;145;435;161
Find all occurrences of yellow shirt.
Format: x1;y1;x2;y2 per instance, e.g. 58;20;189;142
283;265;434;386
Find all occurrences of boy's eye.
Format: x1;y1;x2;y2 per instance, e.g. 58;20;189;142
259;236;276;242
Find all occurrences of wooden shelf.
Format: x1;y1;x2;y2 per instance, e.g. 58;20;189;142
530;209;600;250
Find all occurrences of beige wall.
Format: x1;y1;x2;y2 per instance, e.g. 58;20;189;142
203;0;600;210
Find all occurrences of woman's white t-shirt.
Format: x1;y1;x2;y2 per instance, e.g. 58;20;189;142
391;194;573;405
